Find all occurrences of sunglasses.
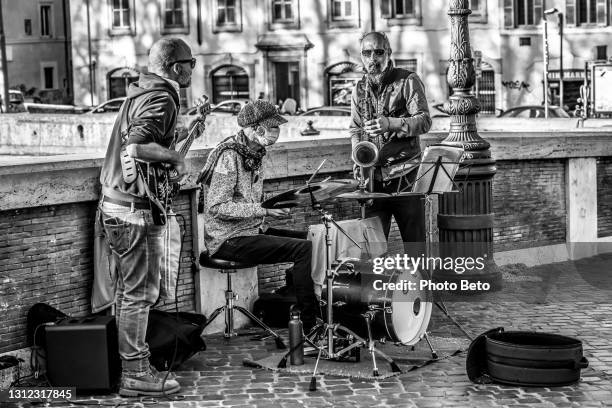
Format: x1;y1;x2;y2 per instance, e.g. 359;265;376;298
172;58;196;69
361;49;386;58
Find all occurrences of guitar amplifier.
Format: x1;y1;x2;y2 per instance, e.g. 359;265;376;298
45;316;120;392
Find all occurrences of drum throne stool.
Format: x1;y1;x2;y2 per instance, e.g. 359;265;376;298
198;251;286;349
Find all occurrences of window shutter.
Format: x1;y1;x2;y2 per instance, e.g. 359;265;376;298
381;0;392;18
565;0;576;26
503;0;514;27
596;0;607;25
533;0;543;24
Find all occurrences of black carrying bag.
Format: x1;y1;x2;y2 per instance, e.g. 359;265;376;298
27;304;207;372
27;303;68;348
146;309;207;371
466;327;589;387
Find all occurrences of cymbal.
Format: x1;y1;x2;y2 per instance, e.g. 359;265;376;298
337;190;391;200
261;180;359;209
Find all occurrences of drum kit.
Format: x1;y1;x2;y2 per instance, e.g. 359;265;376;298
261;146;470;388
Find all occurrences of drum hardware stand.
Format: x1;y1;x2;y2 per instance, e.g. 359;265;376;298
275;161;402;389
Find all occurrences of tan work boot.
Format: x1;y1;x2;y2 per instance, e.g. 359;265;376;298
150;365;177;381
119;367;180;397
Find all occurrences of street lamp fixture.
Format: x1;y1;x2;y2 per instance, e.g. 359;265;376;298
545;8;564;113
543;8;564;119
542;8;557;119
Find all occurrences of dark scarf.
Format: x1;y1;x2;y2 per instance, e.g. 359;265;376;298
197;130;266;186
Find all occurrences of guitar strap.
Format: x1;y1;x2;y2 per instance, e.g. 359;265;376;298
119;97;137;183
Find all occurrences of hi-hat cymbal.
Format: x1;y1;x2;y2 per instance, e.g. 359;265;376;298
337;190;391;200
261;179;359;209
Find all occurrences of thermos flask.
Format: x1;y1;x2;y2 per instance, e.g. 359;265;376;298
288;311;304;366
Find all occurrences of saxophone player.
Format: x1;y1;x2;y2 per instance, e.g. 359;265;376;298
349;31;432;247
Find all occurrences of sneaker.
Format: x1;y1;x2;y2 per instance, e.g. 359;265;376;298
119;368;180;397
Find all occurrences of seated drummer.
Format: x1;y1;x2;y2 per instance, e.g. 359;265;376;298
198;100;319;332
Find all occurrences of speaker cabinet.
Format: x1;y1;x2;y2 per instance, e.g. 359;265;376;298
45;316;120;392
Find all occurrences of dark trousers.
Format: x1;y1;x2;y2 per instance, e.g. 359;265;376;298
214;227;318;326
366;174;426;255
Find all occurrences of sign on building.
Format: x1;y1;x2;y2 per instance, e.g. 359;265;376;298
592;64;612;115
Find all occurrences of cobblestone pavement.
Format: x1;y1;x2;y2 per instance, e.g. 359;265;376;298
7;255;612;407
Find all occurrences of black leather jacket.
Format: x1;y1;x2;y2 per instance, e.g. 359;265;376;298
349;67;431;165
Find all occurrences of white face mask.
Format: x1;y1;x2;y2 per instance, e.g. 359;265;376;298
255;126;280;146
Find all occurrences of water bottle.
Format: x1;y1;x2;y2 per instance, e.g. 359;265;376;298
288;311;304;366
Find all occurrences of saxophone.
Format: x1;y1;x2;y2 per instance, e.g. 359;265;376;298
352;83;379;192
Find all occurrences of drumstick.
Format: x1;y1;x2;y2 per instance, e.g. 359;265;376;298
307;159;327;185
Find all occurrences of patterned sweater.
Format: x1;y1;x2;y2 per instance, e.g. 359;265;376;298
203;147;267;255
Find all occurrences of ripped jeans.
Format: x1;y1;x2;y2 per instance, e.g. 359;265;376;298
99;202;165;375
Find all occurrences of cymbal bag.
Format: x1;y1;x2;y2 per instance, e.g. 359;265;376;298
466;328;589;387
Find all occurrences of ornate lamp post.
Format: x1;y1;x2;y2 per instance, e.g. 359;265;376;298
437;0;500;288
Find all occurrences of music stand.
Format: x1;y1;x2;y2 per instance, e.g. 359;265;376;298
386;144;467;196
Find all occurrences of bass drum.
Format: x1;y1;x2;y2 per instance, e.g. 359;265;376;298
327;260;432;346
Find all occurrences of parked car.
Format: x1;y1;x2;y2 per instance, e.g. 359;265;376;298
87;97;126;114
185;99;249;116
298;106;351;116
498;105;571;118
1;90;27;113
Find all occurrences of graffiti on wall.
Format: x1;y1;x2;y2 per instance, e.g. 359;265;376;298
502;80;531;92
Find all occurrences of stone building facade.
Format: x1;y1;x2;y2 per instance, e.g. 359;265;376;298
67;0;612;111
1;0;72;104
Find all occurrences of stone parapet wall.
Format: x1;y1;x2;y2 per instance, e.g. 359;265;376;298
493;159;567;251
2;112;612;156
0;192;196;353
1;132;612;352
597;157;612;238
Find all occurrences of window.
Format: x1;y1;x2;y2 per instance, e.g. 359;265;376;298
580;0;597;23
328;0;359;28
516;0;542;26
596;45;608;60
107;67;139;99
332;0;353;19
40;4;52;37
566;0;609;26
211;65;249;104
326;62;361;106
110;0;135;35
40;62;58;90
503;0;542;28
273;0;294;21
270;0;299;29
381;0;422;26
214;0;242;32
25;19;32;36
162;0;188;33
44;67;54;89
274;62;300;106
112;0;130;28
469;0;487;23
477;68;496;115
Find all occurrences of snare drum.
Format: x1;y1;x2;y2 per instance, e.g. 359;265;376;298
327;260;432;345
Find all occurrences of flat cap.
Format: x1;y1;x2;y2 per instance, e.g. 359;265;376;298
237;100;288;128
